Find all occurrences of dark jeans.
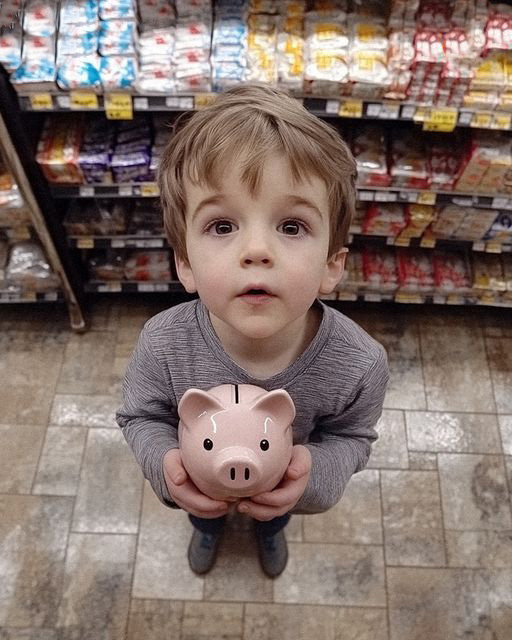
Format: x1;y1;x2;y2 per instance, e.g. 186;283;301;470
189;512;291;537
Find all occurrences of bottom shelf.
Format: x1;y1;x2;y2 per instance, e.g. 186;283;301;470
0;289;62;303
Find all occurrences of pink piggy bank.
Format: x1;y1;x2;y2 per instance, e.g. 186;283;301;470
177;384;295;500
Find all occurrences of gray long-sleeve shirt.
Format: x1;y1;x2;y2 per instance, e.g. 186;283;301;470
116;299;389;514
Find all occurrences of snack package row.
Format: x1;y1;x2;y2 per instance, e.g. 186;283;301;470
0;240;61;293
88;248;172;281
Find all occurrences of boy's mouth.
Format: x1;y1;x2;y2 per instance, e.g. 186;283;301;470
238;285;274;296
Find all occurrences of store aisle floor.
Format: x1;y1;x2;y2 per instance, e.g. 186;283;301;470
1;300;511;640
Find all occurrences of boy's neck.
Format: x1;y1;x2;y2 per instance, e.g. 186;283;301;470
209;305;322;379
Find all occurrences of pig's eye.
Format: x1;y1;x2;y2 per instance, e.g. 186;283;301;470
203;439;213;451
260;439;269;451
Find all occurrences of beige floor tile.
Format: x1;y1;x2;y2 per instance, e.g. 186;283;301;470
498;415;512;455
125;599;183;640
381;470;446;566
419;324;495;412
0;385;54;425
72;428;143;533
367;410;409;469
32;426;87;496
203;525;273;602
438;453;512;530
273;543;385;606
486;337;512;413
244;603;388;640
132;483;204;600
0;423;46;493
0;628;57;639
408;452;437;469
57;331;117;395
285;514;303;542
0;495;73;627
49;394;119;428
388;567;511;640
0;331;67;389
87;300;120;332
56;532;136;640
505;456;512;487
303;470;382;544
181;601;243;639
445;530;512;568
406;411;502;454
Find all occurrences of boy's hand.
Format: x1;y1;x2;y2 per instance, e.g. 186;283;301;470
163;448;232;519
237;445;312;521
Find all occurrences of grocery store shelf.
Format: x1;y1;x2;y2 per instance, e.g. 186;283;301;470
335;290;512;308
85;280;183;293
16;90;512;132
69;235;166;249
0;290;62;303
51;181;512;211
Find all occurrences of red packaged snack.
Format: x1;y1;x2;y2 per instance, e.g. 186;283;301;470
396;249;435;293
390;130;431;189
352;125;391;187
124;250;171;281
362;247;399;293
362;203;407;236
432;251;472;294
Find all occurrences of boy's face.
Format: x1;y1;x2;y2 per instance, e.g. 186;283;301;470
176;153;346;343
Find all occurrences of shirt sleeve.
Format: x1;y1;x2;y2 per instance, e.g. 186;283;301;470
116;326;179;508
292;344;389;514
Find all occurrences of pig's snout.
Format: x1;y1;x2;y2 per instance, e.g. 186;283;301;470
214;448;262;491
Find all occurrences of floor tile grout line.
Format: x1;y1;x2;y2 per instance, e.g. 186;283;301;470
379;469;392;640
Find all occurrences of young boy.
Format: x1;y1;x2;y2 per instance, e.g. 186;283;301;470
116;83;389;578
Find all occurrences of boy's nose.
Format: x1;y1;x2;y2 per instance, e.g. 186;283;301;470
240;236;273;266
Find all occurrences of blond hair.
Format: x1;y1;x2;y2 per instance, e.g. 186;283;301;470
158;84;357;261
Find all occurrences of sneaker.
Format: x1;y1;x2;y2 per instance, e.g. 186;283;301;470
255;529;288;578
187;528;222;574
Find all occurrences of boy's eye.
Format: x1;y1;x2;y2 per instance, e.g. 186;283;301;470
278;220;306;235
207;220;235;235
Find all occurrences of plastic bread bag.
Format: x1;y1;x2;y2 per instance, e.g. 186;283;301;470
0;21;23;71
5;241;60;292
57;56;101;89
23;0;57;37
88;250;124;280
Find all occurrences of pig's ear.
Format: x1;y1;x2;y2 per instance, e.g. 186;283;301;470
250;389;296;427
178;389;225;428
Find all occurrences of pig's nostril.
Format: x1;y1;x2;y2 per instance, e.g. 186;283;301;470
230;467;235;481
245;468;250;481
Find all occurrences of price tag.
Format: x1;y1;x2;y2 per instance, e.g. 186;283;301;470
364;293;382;302
379;102;400;120
492;197;509;209
401;105;416;119
492;112;512;130
394;235;411;247
420;234;437;248
79;185;94;197
473;241;486;252
337;291;358;301
179;97;194;110
446;294;463;305
195;93;217;109
44;292;59;301
29;93;53;110
433;294;446;305
358;190;375;201
375;191;397;202
10;226;31;241
133;97;149;110
139;183;160;197
395;292;423;304
399;191;418;203
366;103;381;117
452;197;475;207
423;108;458;132
70;91;99;110
338;100;363;118
56;95;71;109
458;111;473;126
471;112;493;128
23;291;37;302
138;283;156;292
118;184;133;197
486;242;503;253
105;93;133;120
98;282;122;292
325;100;340;114
413;107;428;122
77;237;94;249
166;96;180;109
111;239;126;248
417;191;436;205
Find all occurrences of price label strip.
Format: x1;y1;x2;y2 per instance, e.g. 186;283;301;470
422;108;458;132
338;100;363;118
29;93;53;110
105;93;133;120
70;91;99;110
195;93;217;109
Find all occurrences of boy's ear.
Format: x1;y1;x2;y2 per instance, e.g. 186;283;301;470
318;247;348;295
174;254;197;293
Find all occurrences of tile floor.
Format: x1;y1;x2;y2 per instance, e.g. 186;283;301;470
0;299;511;640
